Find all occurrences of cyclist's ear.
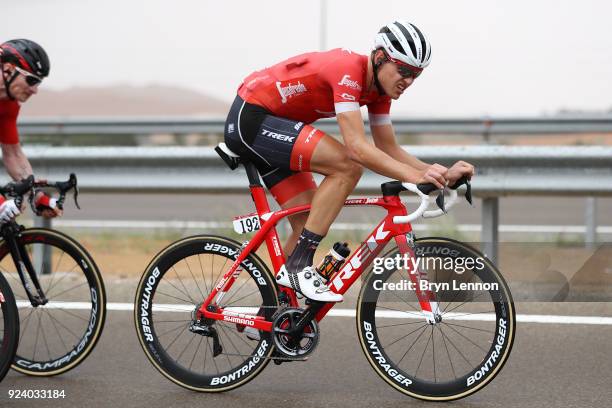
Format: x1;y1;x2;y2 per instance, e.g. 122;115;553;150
2;63;15;79
373;49;386;65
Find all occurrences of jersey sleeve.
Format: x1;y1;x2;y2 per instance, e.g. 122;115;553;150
0;101;20;145
319;51;364;114
367;96;392;126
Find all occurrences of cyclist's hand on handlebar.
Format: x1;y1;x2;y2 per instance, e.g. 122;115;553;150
34;191;63;218
447;161;475;186
0;198;20;223
416;163;448;189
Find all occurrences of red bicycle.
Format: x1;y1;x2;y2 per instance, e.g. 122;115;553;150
134;143;515;401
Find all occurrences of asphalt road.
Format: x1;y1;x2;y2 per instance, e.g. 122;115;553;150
1;194;611;407
1;301;611;408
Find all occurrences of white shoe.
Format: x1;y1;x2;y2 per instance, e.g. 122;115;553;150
276;265;343;303
243;326;260;341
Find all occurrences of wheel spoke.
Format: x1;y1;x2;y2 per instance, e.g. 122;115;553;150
441;322;488;353
182;257;206;301
396;324;429;366
171;266;198;304
382;321;429;349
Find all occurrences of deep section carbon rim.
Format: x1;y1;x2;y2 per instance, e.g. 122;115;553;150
358;237;515;400
0;229;106;376
134;235;278;392
0;272;19;382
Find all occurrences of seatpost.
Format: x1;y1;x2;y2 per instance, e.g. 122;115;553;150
244;162;262;187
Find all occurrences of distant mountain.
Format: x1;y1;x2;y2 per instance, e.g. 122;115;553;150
20;84;230;117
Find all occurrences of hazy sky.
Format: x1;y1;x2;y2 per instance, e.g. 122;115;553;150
3;0;611;116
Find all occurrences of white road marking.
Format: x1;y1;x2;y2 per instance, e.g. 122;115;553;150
18;301;612;325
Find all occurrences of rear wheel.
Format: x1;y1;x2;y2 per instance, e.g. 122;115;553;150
357;237;515;401
134;235;279;392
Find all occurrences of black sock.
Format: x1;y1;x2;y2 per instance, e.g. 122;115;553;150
286;228;323;274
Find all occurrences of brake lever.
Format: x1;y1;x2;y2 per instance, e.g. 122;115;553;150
54;173;80;210
464;180;473;205
449;175;473;205
71;173;80;210
435;189;446;213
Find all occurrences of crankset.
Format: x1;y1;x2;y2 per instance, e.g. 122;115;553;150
272;307;320;361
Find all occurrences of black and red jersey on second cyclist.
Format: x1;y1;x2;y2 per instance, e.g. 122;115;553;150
225;48;393;205
0;100;20;145
238;48;391;125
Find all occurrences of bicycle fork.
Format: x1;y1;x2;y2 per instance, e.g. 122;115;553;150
395;232;441;324
2;224;48;307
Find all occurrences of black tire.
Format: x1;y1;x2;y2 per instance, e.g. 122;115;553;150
357;237;515;401
134;235;278;392
0;228;106;376
0;272;19;382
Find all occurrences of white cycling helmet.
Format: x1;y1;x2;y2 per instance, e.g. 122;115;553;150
373;21;432;69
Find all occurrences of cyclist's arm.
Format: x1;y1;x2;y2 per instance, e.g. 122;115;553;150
370;123;430;171
337;111;427;184
1;143;33;181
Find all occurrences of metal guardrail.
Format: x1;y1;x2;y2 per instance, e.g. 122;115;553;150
3;145;611;263
17;115;612;136
15;145;612;195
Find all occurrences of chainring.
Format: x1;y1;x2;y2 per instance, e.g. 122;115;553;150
272;307;319;359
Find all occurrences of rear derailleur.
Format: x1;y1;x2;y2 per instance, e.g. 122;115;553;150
189;304;222;357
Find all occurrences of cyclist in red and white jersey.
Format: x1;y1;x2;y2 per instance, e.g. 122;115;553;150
0;39;62;221
224;21;474;303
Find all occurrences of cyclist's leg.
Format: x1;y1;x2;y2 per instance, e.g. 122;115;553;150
302;134;363;235
224;100;351;301
224;95;319;254
263;170;317;256
249;123;347;301
281;189;315;254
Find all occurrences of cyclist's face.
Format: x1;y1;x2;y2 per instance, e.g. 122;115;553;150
376;62;414;100
3;64;40;102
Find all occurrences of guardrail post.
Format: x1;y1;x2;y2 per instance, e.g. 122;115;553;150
483;119;492;144
481;197;499;265
585;197;597;249
33;216;52;275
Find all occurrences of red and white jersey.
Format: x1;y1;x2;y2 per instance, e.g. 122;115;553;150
237;48;392;125
0;100;20;145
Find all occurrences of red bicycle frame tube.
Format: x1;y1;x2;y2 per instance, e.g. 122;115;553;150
200;185;440;330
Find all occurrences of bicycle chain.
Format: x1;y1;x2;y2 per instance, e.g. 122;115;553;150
214;305;309;362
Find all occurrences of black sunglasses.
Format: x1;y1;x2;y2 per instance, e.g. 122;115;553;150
395;63;422;80
15;66;43;87
385;54;423;79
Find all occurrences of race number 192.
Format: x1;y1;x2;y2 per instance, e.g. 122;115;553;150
233;213;261;234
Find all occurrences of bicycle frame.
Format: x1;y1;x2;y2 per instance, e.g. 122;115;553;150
0;222;48;307
199;183;441;331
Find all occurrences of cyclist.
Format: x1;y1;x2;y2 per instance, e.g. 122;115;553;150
224;21;474;303
0;39;61;221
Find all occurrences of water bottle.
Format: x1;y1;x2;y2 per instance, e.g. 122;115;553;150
317;242;350;282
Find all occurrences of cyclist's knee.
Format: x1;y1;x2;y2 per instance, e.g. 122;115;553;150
335;157;363;181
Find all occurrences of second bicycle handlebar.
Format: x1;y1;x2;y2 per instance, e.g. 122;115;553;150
0;173;80;216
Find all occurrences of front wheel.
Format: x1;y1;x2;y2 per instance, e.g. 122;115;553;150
0;272;19;382
1;228;106;376
357;237;515;401
134;235;279;392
